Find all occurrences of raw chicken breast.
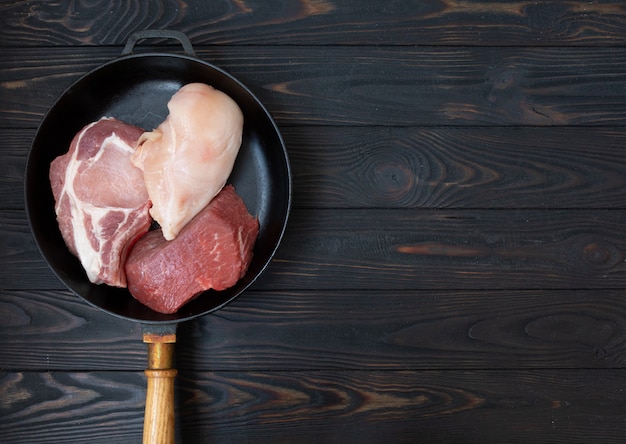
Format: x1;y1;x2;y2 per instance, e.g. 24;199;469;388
131;83;244;240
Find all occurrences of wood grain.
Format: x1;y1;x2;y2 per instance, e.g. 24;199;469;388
3;46;626;128
6;126;626;211
3;208;626;291
3;1;626;442
0;129;26;210
0;290;142;370
0;371;146;443
1;369;625;443
2;289;626;371
284;126;626;209
264;208;626;290
1;0;625;47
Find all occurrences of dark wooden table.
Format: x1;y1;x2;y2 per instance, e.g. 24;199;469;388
3;1;626;443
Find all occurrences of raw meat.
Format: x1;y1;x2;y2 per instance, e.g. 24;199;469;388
125;185;258;314
49;117;152;287
131;82;244;240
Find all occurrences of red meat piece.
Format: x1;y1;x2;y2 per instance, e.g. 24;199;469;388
49;117;151;287
125;185;259;314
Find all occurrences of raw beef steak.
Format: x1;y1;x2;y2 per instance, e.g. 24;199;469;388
125;185;259;314
49;117;151;287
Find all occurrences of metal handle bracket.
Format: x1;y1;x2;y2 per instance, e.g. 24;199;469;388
122;30;196;56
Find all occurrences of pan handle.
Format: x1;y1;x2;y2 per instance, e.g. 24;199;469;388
143;325;178;444
122;30;196;57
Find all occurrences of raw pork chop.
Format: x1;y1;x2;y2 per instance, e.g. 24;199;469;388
50;117;151;287
125;185;258;314
132;83;244;240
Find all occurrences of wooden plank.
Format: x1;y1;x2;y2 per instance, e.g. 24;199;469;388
285;126;626;209
265;208;626;290
0;129;26;210
2;289;625;371
1;0;625;47
0;209;52;288
0;290;143;371
6;126;626;211
0;371;145;443
3;46;626;128
1;369;625;443
3;208;626;291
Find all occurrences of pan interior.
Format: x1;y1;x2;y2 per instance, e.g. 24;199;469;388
25;54;290;323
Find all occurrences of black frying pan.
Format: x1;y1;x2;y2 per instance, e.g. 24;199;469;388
24;30;291;443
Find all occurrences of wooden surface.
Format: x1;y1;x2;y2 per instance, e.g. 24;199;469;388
2;1;626;443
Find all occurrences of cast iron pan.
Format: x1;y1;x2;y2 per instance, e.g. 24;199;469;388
24;30;291;443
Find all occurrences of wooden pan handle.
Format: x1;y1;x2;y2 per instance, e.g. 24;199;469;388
143;332;177;444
